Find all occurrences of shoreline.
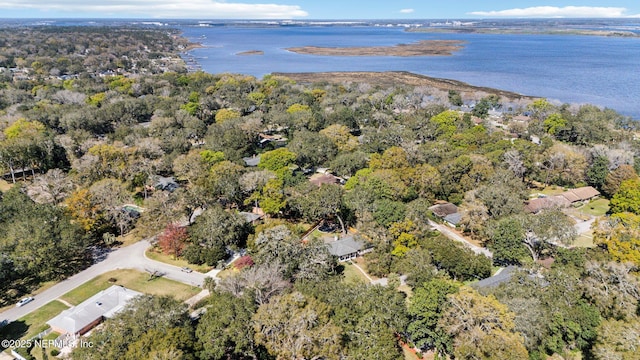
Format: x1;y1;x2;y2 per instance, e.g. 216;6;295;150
285;40;464;57
272;71;537;100
407;27;640;37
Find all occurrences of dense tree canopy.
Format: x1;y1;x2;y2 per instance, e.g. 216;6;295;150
0;25;638;360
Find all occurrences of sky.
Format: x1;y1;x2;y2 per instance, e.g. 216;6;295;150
1;0;640;19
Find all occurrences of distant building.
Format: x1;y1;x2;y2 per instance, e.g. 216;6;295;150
47;286;142;337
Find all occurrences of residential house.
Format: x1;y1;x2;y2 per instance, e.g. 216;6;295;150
242;154;261;167
309;173;343;187
154;176;178;192
239;208;264;225
525;186;600;213
47;286;142;337
326;235;372;262
429;202;461;226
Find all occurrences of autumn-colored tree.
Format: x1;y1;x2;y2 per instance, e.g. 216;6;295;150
233;255;254;270
439;287;529;359
158;223;188;259
63;188;101;233
594;212;640;266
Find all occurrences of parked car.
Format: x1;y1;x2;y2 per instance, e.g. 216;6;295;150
181;267;193;273
16;297;34;307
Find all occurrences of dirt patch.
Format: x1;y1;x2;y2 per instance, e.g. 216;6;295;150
273;71;536;100
286;40;465;57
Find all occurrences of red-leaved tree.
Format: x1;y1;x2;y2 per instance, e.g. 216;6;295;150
158;223;188;259
234;255;254;270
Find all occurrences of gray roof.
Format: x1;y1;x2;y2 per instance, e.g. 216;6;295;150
47;286;142;334
242;155;261;167
327;236;367;257
471;266;517;289
443;212;462;225
239;211;262;223
155;176;178;191
429;203;458;218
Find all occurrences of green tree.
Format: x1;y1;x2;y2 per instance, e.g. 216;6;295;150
586;155;610;190
289;183;345;233
186;205;248;265
609;178;640;215
543;113;568;135
71;295;193;360
486;217;529;265
287;130;338;167
408;278;459;355
258;148;297;172
196;291;258;360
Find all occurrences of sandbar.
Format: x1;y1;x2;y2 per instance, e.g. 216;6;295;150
237;50;264;56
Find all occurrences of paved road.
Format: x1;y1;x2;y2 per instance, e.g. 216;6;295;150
428;220;493;258
0;239;219;325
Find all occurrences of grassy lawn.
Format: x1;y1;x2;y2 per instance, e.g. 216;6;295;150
116;232;142;247
60;269;201;305
578;198;610;217
573;230;596;248
340;262;369;284
353;257;380;281
216;267;240;280
0;300;69;346
145;248;213;273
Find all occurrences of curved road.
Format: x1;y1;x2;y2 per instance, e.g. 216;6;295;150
1;240;219;325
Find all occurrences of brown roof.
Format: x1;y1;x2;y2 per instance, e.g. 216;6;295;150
429;203;458;218
568;186;600;201
524;196;570;213
309;173;340;187
560;191;581;203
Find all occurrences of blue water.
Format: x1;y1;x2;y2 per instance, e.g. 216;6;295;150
179;26;640;118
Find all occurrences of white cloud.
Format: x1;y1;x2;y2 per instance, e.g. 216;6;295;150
0;0;309;18
399;8;414;14
468;6;632;18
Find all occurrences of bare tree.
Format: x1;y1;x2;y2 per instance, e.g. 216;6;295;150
217;262;290;305
26;168;74;204
503;149;525;180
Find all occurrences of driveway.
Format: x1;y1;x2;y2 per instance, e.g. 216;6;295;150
0;239;218;325
428;220;493;258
